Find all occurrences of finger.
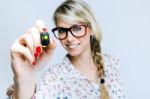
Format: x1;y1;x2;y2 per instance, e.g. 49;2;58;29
35;20;46;33
11;39;35;65
29;27;42;55
21;33;34;53
35;20;56;50
43;37;56;54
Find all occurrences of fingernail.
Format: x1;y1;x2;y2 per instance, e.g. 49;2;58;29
43;28;48;32
36;46;41;53
32;61;36;66
34;53;39;59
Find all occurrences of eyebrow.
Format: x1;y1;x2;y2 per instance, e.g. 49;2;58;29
56;24;85;29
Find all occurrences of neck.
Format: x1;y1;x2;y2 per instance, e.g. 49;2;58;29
68;47;99;84
68;48;95;70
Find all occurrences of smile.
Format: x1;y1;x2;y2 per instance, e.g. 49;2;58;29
67;43;80;49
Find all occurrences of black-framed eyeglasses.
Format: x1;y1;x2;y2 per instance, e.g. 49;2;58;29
51;25;88;40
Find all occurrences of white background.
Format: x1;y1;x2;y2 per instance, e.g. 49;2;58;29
0;0;150;99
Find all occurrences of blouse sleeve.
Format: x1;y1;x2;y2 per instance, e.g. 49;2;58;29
104;54;126;99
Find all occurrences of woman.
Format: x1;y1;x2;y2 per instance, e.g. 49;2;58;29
7;0;125;99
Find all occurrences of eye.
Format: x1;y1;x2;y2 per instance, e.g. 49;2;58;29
72;26;82;32
58;28;66;34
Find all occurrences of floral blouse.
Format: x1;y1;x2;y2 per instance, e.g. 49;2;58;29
32;54;125;99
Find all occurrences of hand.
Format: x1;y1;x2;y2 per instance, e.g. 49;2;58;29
10;20;56;99
11;20;56;78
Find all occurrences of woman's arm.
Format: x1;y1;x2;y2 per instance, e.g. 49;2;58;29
8;20;56;99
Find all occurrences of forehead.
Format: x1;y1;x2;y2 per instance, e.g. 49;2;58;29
56;19;84;28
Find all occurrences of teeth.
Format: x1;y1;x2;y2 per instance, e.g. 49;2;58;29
67;44;79;48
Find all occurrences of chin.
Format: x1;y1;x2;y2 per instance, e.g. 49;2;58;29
63;44;82;57
68;53;80;57
67;50;81;57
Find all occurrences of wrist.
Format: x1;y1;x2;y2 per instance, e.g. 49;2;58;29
13;77;36;99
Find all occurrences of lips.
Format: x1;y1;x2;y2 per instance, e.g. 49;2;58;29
66;43;80;49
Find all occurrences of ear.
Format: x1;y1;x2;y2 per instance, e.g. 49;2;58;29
87;25;92;34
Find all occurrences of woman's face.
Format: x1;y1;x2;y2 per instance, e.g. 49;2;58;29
56;19;92;57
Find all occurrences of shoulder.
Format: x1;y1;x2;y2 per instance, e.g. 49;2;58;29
103;53;120;76
103;53;120;68
102;53;121;79
103;53;125;98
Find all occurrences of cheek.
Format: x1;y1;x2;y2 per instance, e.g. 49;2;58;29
83;27;92;41
79;33;91;46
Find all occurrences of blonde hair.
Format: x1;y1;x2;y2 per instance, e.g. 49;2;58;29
53;0;109;99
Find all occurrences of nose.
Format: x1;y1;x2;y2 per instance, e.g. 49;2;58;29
66;31;75;42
